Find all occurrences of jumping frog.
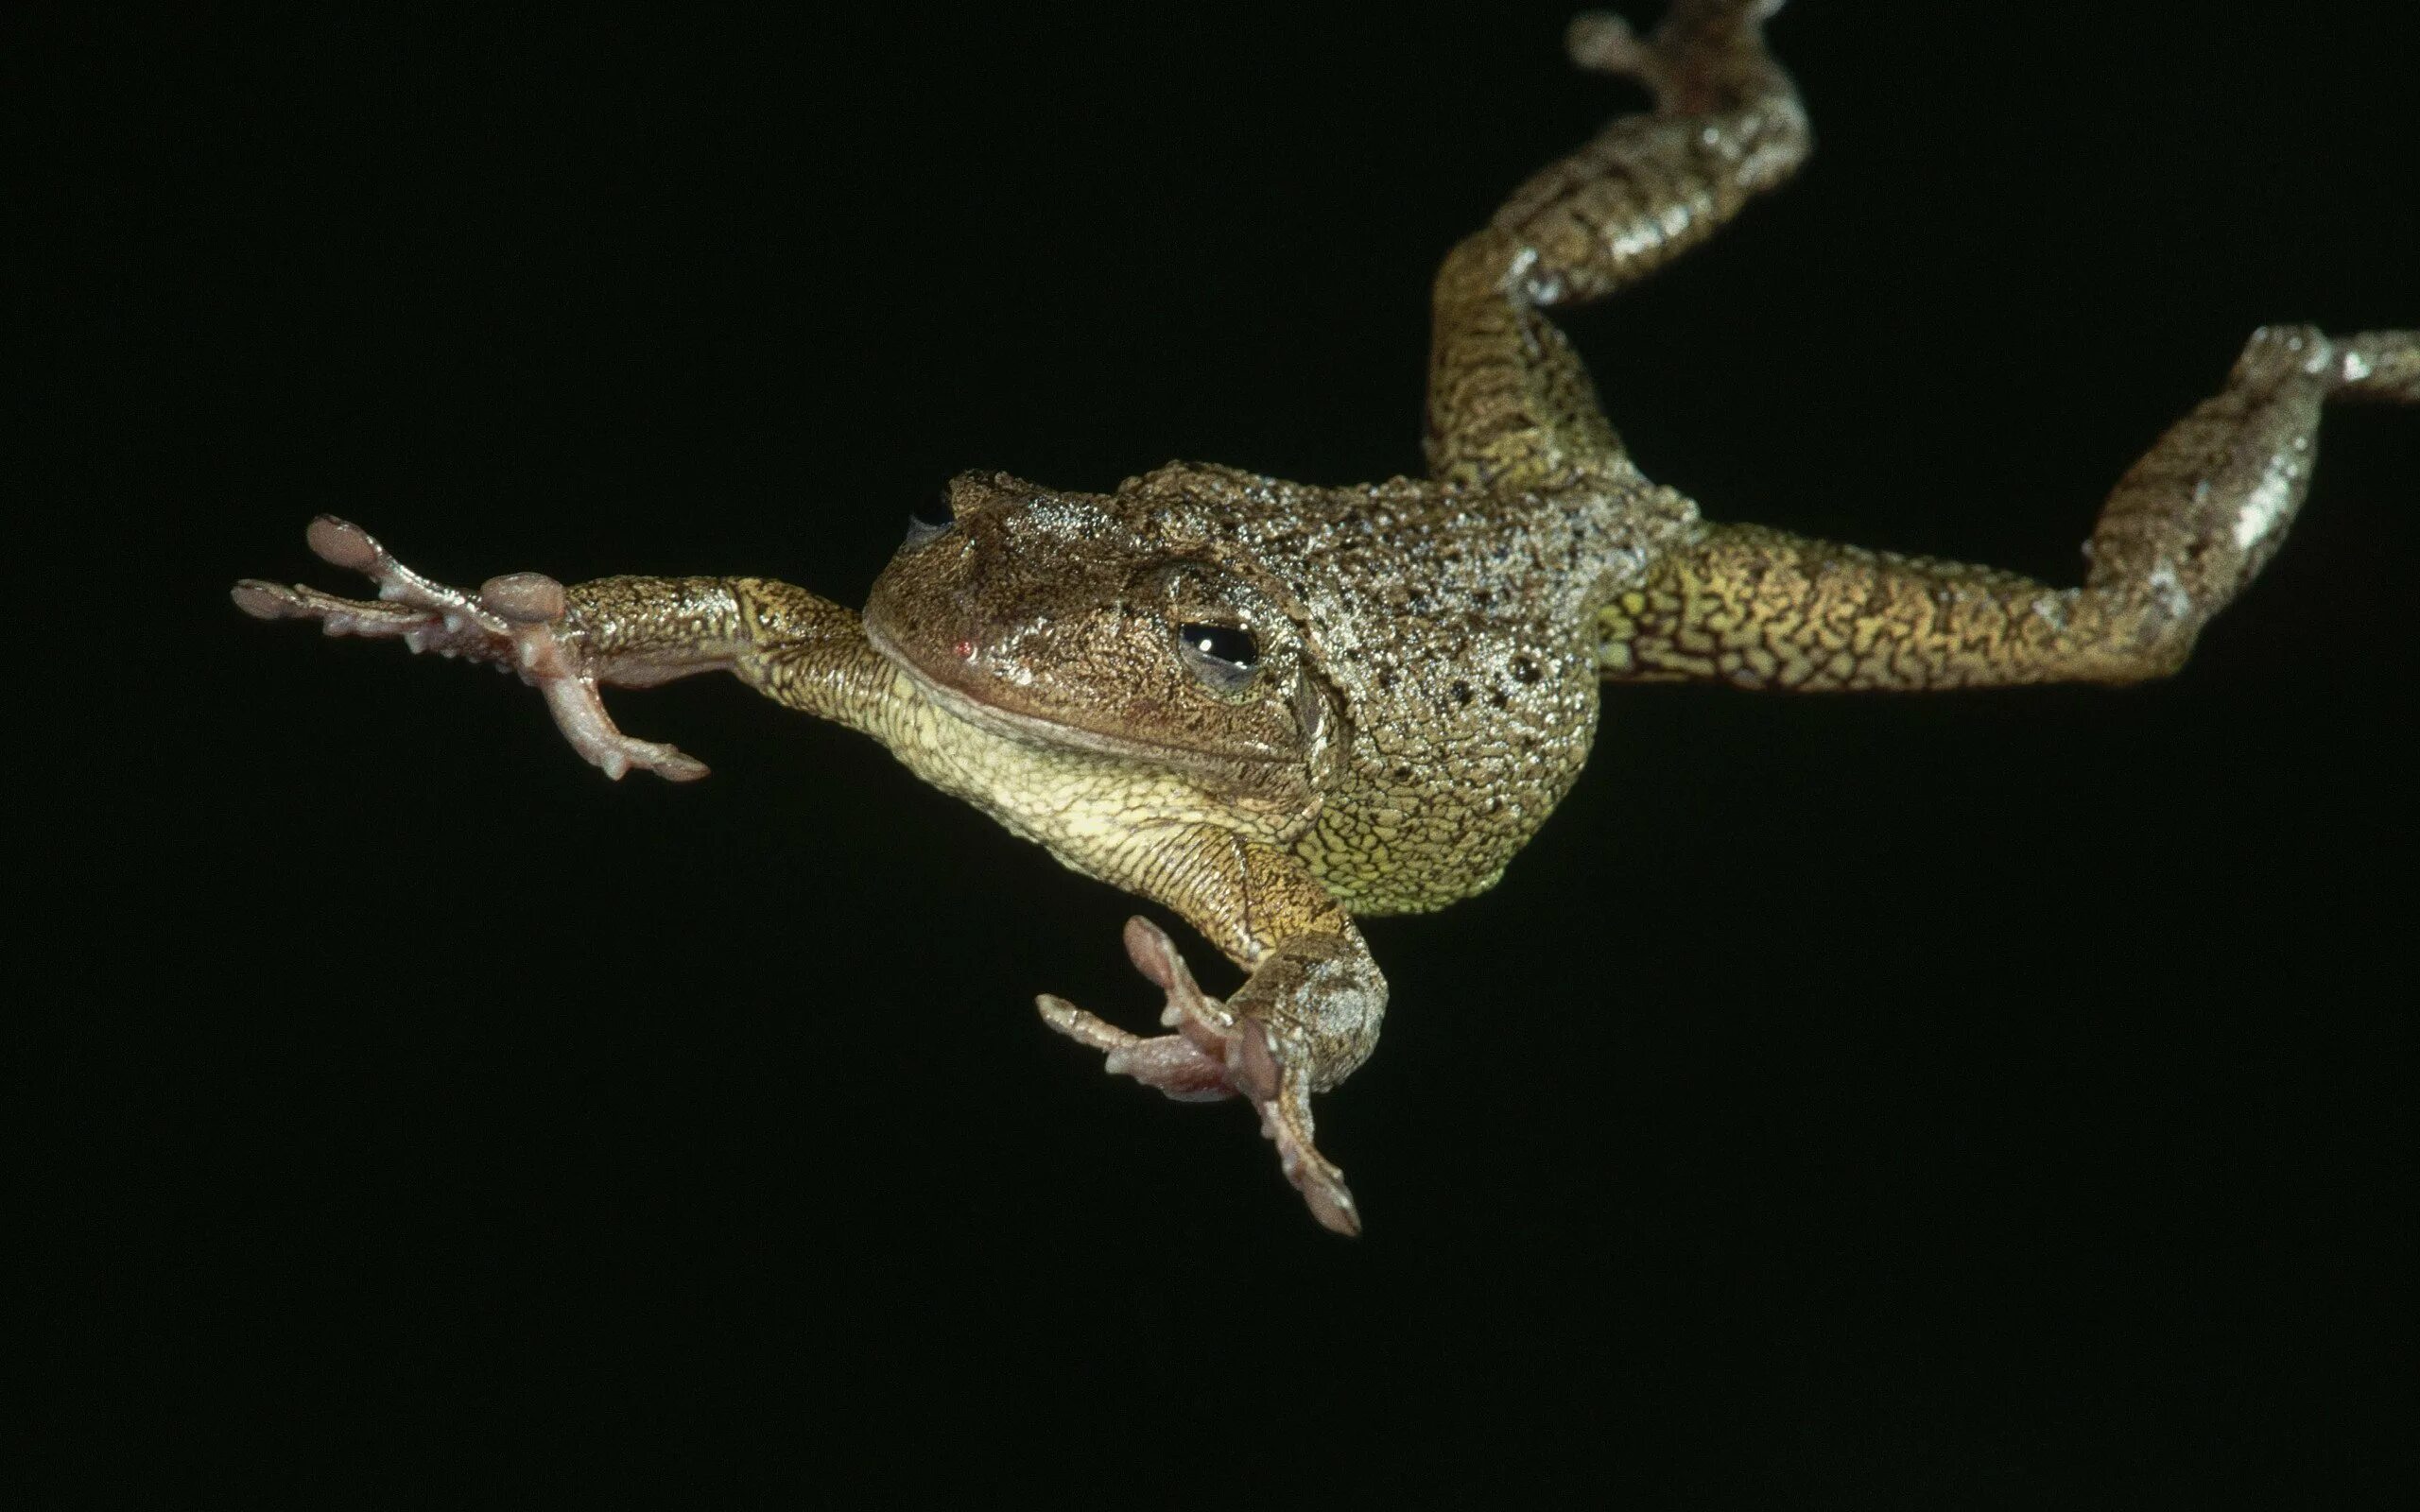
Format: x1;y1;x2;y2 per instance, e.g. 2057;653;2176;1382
233;0;2419;1233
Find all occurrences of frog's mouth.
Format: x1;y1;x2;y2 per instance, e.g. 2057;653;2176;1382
862;612;1296;773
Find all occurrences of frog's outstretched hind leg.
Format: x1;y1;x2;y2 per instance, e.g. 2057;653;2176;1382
1427;1;1809;490
1598;327;2420;690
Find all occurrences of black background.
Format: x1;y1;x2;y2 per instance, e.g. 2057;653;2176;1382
25;0;2416;1499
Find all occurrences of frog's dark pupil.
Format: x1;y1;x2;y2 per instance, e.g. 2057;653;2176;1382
1182;623;1258;669
908;492;956;531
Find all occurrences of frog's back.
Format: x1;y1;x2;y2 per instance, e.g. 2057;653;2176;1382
1128;461;1677;914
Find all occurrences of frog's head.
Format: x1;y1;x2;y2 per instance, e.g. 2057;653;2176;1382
863;472;1343;789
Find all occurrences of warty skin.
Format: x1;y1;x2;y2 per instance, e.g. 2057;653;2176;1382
233;0;2418;1232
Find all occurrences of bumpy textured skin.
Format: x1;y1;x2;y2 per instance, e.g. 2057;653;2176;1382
234;0;2417;1234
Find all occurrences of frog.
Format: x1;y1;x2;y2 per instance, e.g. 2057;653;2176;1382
232;0;2418;1234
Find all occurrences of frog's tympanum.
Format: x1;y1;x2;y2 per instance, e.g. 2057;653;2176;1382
236;2;2417;1232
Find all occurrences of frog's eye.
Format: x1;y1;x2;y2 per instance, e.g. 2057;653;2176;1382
904;491;956;547
1177;622;1259;690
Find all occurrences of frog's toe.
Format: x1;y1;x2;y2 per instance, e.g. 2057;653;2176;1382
1034;918;1240;1103
231;578;435;637
1034;995;1234;1103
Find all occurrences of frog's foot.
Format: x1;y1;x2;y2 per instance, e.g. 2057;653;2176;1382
233;516;708;782
1566;0;1785;109
1036;917;1362;1237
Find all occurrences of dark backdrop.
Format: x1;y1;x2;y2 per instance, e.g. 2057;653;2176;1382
26;0;2415;1499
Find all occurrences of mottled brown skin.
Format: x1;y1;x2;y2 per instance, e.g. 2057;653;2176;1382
233;1;2418;1234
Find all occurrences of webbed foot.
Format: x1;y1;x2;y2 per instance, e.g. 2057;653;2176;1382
1038;918;1363;1237
233;516;707;781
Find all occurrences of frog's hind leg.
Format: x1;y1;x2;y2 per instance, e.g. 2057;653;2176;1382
1495;1;1806;302
1599;327;2420;690
2076;327;2418;676
1427;1;1809;491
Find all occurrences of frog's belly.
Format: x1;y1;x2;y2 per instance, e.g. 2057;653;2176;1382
877;680;1301;894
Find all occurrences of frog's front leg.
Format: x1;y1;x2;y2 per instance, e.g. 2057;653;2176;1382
1035;832;1383;1236
234;516;905;770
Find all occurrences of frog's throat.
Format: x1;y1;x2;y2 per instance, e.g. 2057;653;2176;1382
861;615;1298;776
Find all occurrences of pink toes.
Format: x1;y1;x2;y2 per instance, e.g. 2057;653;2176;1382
1039;920;1363;1235
236;519;708;784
